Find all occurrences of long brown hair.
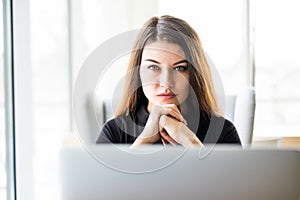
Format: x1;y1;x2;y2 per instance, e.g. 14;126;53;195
115;15;222;118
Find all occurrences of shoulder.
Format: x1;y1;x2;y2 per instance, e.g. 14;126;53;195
218;117;241;145
201;115;241;145
96;114;142;144
96;116;125;143
223;118;236;130
103;117;119;129
102;114;132;130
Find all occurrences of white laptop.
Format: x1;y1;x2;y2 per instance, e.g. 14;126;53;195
60;144;300;200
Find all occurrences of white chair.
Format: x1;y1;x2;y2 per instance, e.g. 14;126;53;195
224;87;256;147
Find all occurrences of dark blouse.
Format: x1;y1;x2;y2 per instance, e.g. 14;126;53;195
96;105;241;145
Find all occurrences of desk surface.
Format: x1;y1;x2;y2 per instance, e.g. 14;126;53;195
252;136;300;148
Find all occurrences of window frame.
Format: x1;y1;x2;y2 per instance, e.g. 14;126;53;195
3;0;16;199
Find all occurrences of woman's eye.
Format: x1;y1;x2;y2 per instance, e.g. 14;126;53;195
174;66;187;71
148;65;160;71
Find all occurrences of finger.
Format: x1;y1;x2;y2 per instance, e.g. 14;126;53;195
161;107;187;125
160;115;203;147
161;104;181;116
151;104;187;125
167;104;188;125
161;138;168;145
159;115;183;144
162;134;177;146
160;129;177;146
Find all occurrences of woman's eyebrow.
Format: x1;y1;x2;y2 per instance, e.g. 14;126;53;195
143;59;160;64
173;59;188;66
143;59;188;65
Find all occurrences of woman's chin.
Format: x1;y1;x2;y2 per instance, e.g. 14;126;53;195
159;100;180;106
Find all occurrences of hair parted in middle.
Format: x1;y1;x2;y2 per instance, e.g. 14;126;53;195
115;15;222;119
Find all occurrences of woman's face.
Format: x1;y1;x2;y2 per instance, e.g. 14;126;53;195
140;41;190;111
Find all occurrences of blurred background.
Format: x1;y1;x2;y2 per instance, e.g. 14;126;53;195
1;0;300;199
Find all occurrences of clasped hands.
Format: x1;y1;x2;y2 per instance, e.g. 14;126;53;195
131;104;203;148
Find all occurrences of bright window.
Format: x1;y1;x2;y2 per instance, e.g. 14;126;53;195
253;0;300;137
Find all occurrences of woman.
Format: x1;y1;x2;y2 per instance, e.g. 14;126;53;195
96;15;241;147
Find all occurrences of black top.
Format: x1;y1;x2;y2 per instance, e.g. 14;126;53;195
96;105;241;145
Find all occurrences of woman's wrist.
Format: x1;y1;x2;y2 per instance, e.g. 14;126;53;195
190;136;204;147
130;130;159;148
130;138;147;148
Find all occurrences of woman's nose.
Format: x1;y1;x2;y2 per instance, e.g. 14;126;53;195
159;69;174;89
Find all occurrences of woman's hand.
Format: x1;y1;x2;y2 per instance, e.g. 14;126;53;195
131;104;186;148
159;115;203;148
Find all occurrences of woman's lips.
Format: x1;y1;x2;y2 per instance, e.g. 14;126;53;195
157;92;176;99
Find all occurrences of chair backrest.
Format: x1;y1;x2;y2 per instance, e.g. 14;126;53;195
224;88;256;147
99;87;256;146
